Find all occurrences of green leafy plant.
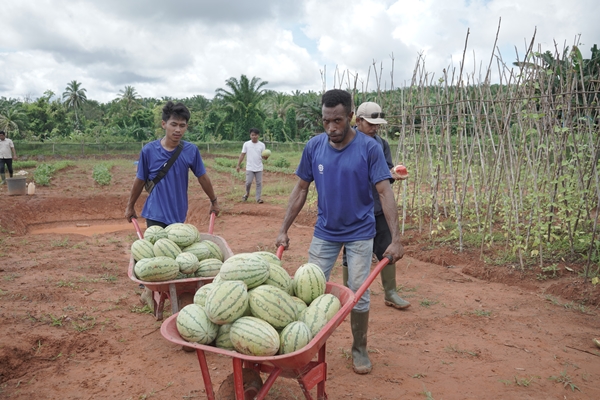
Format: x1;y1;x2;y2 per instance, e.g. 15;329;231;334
92;164;112;185
272;156;290;168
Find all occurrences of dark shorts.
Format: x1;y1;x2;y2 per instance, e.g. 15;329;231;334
145;218;168;229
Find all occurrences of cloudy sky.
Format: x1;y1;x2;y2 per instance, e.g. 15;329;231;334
1;0;598;103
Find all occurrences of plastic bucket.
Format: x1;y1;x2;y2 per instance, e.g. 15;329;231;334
6;177;27;196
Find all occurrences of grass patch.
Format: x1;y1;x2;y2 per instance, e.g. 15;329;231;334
549;370;580;392
420;298;439;308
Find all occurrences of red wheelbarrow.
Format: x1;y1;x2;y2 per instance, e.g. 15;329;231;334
128;213;234;321
160;247;392;400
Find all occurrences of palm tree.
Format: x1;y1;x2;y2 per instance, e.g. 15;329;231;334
62;80;87;128
0;106;26;138
215;75;269;140
117;85;140;112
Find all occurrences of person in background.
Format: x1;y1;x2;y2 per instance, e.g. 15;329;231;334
276;89;404;374
0;131;17;185
342;101;411;309
236;128;267;203
125;101;219;310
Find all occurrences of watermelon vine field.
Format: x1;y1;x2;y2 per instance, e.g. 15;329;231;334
0;156;599;399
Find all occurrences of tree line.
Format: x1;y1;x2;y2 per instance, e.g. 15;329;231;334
0;75;325;144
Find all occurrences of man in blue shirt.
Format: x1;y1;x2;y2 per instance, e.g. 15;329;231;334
276;89;404;375
125;101;219;227
125;101;220;310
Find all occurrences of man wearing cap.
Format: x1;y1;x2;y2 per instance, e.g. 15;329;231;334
0;131;17;185
276;90;404;374
342;102;411;309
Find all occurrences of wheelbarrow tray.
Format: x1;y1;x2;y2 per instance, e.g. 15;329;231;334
161;282;355;399
128;233;234;320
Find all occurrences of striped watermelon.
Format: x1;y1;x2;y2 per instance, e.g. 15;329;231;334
298;306;328;337
203;240;224;261
184;223;201;242
176;303;219;344
193;283;216;307
131;239;155;261
153;238;182;259
176;252;200;275
134;256;179;282
205;280;248;325
194;258;222;277
264;263;293;295
309;294;341;322
279;321;313;354
215;323;235;350
253;251;281;266
212;273;223;285
220;253;270;289
164;222;185;233
293;263;326;305
291;296;308;316
143;225;167;244
230;316;280;356
248;285;297;329
182;242;211;262
176;272;193;280
167;224;198;248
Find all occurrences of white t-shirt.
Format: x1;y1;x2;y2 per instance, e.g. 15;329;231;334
0;138;15;159
241;140;265;172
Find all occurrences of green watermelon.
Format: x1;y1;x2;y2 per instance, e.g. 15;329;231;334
131;239;155;261
153;238;182;259
248;285;297;329
219;253;270;289
176;252;200;275
293;263;326;305
134;256;179;282
176;303;218;344
205;280;248;325
279;321;312;354
230;316;280;356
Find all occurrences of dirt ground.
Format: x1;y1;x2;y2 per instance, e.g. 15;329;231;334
0;157;599;400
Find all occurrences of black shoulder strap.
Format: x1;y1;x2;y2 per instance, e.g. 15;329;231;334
152;142;184;185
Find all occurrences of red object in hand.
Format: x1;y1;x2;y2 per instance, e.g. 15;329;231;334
393;164;409;180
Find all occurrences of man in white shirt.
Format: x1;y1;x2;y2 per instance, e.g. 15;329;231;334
236;128;267;203
0;131;18;184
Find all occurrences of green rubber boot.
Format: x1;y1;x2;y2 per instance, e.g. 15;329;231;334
351;310;372;374
0;173;5;185
342;264;348;287
381;263;411;309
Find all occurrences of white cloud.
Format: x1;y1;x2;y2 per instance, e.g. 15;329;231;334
0;0;598;102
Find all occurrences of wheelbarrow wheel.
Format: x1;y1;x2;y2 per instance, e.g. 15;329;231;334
216;368;263;400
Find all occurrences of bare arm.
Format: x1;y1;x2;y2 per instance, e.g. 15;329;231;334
197;173;220;215
236;153;246;173
11;145;17;160
375;179;404;263
125;178;146;222
275;178;311;249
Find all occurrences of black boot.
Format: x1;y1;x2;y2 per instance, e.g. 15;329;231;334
381;263;410;309
351;310;372;374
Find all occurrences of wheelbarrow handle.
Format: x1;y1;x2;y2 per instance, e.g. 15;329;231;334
131;218;143;240
276;245;284;260
208;211;216;235
352;255;393;307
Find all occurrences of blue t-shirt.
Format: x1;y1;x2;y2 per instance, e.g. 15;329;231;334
295;130;392;242
136;140;206;225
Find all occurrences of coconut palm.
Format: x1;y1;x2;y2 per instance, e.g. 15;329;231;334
117;85;140;112
215;75;269;140
0;106;26;138
62;80;87;128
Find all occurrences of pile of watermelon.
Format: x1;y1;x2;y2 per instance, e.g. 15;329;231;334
130;223;224;282
176;251;342;357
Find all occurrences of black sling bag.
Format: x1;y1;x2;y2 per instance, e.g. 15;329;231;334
144;142;184;194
